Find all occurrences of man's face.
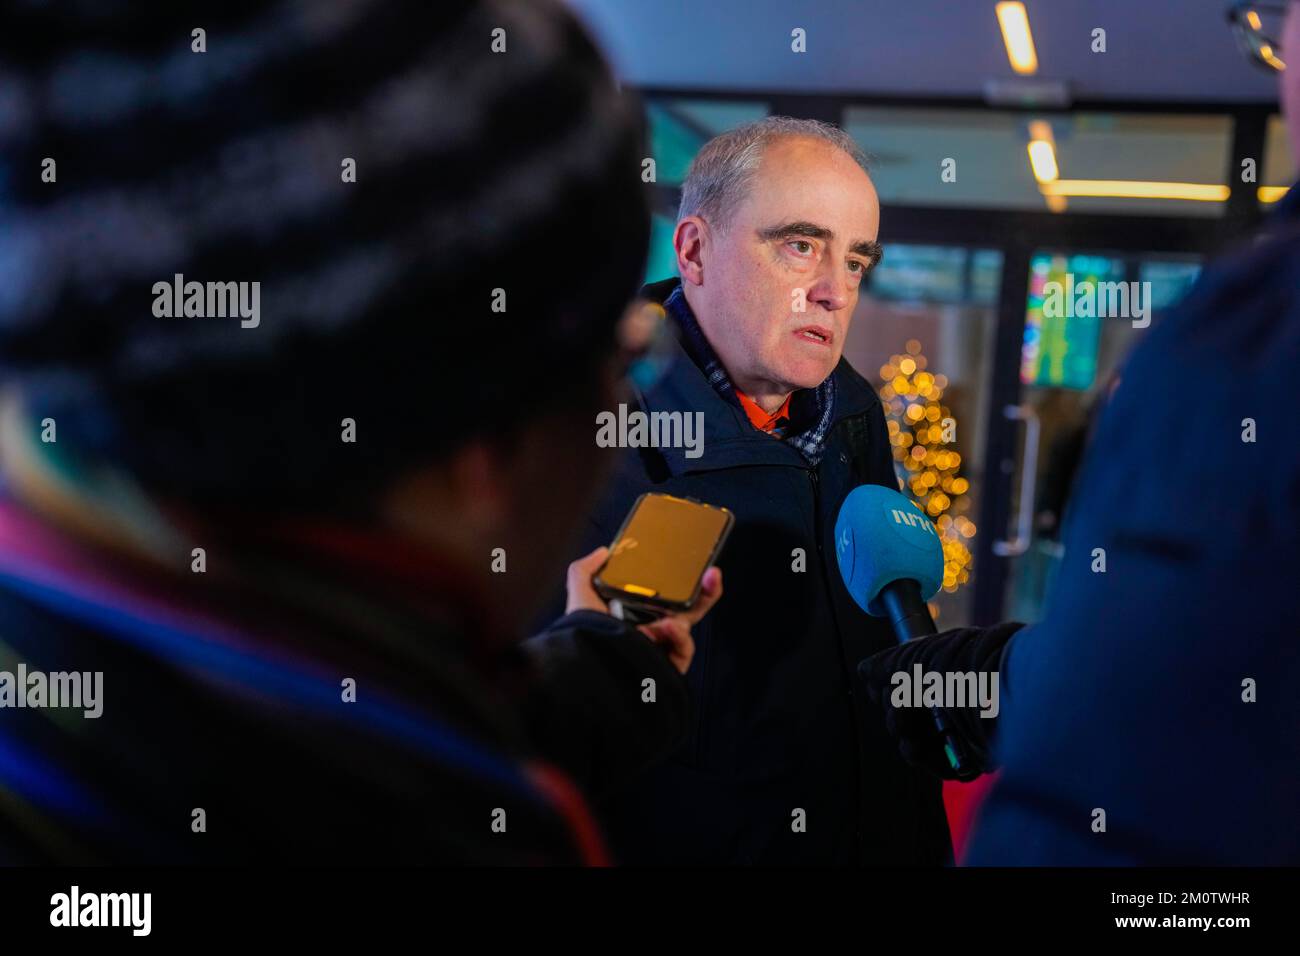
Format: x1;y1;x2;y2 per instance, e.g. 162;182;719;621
681;136;881;398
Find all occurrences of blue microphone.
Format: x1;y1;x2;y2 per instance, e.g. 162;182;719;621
835;483;972;777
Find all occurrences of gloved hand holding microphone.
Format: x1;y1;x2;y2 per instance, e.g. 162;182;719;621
836;484;1024;781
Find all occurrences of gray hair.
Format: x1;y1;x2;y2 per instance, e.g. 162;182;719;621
677;116;871;229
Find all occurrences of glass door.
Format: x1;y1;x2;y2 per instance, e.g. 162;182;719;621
990;251;1203;624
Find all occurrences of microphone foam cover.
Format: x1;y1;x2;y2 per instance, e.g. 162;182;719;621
834;483;944;617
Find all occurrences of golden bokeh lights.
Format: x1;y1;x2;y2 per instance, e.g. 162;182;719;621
880;340;975;593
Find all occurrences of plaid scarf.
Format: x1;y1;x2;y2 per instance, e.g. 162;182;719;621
663;283;836;465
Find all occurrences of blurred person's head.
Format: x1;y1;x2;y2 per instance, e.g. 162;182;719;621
672;117;881;409
0;0;649;630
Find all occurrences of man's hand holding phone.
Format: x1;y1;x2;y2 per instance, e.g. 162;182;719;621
565;546;722;675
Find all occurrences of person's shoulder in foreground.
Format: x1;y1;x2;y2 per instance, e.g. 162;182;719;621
964;187;1300;866
0;519;653;865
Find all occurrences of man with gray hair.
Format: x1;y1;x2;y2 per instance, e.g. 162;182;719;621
564;117;953;864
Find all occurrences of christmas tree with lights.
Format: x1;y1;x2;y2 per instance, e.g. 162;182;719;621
878;339;975;596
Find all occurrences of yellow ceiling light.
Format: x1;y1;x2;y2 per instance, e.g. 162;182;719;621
1258;43;1286;70
1044;194;1068;213
1039;179;1231;202
1259;186;1290;203
1026;119;1059;211
1027;140;1059;183
996;2;1039;75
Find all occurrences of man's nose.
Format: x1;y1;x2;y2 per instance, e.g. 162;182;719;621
806;261;852;313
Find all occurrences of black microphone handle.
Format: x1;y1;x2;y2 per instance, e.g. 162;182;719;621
878;579;976;780
879;579;938;642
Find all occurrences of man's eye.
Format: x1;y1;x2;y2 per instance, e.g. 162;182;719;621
789;240;813;255
848;260;865;274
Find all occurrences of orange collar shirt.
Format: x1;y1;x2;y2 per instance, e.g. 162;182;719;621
735;390;793;437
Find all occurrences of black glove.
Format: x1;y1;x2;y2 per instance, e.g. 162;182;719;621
858;621;1024;781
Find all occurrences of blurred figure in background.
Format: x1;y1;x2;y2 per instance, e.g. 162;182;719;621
0;0;717;864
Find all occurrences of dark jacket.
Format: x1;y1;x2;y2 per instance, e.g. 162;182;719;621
0;499;688;865
965;187;1300;865
576;278;952;865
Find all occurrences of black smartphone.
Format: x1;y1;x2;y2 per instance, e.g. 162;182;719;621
593;492;733;623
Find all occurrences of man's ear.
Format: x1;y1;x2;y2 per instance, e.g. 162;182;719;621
674;216;708;287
